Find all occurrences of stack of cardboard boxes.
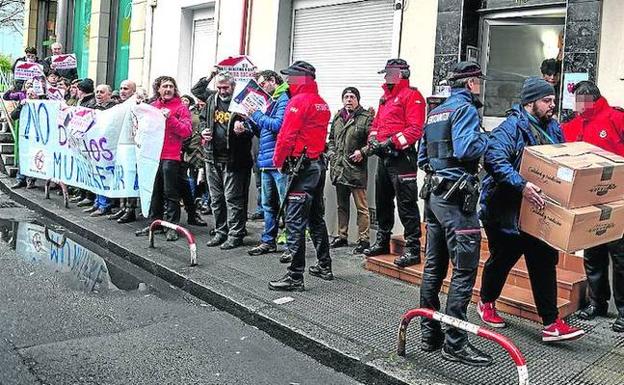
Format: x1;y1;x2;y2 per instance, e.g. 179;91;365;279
519;142;624;253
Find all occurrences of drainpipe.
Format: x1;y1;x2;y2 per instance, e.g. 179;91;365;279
391;0;405;57
143;0;158;89
239;0;251;55
55;0;68;47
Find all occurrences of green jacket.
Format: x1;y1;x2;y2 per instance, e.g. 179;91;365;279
327;106;373;188
183;107;207;169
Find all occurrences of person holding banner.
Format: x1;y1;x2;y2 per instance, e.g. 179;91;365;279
11;47;48;91
44;43;78;81
137;76;192;241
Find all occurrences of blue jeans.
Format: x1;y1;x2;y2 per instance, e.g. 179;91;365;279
95;195;112;211
260;169;288;245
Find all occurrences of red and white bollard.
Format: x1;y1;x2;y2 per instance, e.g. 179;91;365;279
397;308;529;385
148;220;198;266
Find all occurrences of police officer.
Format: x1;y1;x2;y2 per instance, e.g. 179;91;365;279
417;62;491;366
268;61;332;291
363;59;426;268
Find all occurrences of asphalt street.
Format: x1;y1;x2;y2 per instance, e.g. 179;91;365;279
0;200;363;385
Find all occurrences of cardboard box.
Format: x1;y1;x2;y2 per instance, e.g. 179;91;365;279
519;142;624;208
519;197;624;253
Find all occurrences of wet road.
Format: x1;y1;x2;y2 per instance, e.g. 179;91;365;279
0;202;362;385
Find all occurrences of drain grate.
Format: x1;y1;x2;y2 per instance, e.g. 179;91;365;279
0;201;20;208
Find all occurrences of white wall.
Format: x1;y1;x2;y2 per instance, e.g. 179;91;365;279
597;0;624;107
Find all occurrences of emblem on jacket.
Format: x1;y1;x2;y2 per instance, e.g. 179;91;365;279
599;129;607;139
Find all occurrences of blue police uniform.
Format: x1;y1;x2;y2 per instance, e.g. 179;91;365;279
417;87;488;357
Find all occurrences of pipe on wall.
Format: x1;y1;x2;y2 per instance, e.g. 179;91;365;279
239;0;251;55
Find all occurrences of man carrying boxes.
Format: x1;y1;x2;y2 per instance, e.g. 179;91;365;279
563;81;624;333
477;77;585;342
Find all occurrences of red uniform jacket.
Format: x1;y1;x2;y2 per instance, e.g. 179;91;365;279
273;81;331;168
368;79;426;150
562;97;624;157
151;96;193;161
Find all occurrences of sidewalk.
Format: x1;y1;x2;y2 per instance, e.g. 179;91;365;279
1;174;623;385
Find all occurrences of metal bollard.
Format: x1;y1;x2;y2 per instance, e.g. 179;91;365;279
148;220;198;266
397;308;529;385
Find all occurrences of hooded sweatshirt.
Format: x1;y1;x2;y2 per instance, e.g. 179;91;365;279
151;96;193;161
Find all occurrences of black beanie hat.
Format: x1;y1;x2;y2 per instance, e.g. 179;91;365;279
77;78;94;94
342;86;360;101
521;77;555;105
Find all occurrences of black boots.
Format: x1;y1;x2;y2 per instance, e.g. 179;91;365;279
441;343;493;367
308;264;334;281
577;304;608;320
394;247;421;267
363;237;390;257
268;274;304;291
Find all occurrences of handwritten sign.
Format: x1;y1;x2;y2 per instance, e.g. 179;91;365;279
51;54;77;70
14;61;45;81
229;79;271;115
32;76;46;96
46;86;66;101
562;72;589;110
18;99;165;216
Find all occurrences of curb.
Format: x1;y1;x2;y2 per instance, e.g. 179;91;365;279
0;177;446;385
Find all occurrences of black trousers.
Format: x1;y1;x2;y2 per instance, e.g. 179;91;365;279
420;192;481;350
206;161;250;239
286;160;331;279
584;236;624;316
480;227;559;325
149;159;181;224
374;152;421;249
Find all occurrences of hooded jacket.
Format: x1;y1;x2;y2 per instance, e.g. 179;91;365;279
151;96;192;161
479;104;564;234
273;80;330;168
562;97;624;157
327;105;373;188
248;82;290;169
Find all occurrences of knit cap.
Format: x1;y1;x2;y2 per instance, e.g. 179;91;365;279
521;77;555;104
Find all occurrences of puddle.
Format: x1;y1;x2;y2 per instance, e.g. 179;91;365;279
0;218;150;295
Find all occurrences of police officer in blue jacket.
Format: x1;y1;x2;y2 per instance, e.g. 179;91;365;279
417;62;491;367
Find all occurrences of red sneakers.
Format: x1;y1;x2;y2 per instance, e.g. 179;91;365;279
542;318;585;342
477;301;506;328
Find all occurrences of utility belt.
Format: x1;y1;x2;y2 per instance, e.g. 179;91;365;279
420;172;480;214
283;154;320;175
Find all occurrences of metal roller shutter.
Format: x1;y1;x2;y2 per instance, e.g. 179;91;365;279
191;18;216;86
292;0;395;113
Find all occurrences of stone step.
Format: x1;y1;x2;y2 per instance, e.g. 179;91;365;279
4;166;18;178
0;143;14;154
1;154;14;166
0;132;14;143
366;254;579;322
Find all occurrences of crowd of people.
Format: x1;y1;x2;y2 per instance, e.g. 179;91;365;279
3;44;624;369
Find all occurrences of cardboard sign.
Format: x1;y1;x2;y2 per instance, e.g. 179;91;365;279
229;79;271;115
520;197;624;253
519;142;624;208
51;54;77;70
14;61;45;81
562;72;589;110
32;76;46;96
218;56;257;81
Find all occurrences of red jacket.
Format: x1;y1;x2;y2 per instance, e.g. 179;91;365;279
151;96;192;161
562;97;624;157
273;81;330;168
368;79;426;150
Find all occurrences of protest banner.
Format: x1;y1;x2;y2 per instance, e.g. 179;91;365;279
18;99;165;216
51;54;77;70
14;61;45;81
229;78;271;115
217;56;257;81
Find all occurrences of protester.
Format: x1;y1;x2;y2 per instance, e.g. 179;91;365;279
192;99;212;215
66;79;80;106
417;62;490;366
44;42;78;81
7;84;38;189
245;70;290;256
76;79;96;108
327;86;373;254
562;81;624;332
363;58;426;268
11;47;48;90
83;84;117;217
478;77;585;342
178;94;208;227
108;79;139;224
268;61;333;291
200;72;253;250
135;76;192;241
